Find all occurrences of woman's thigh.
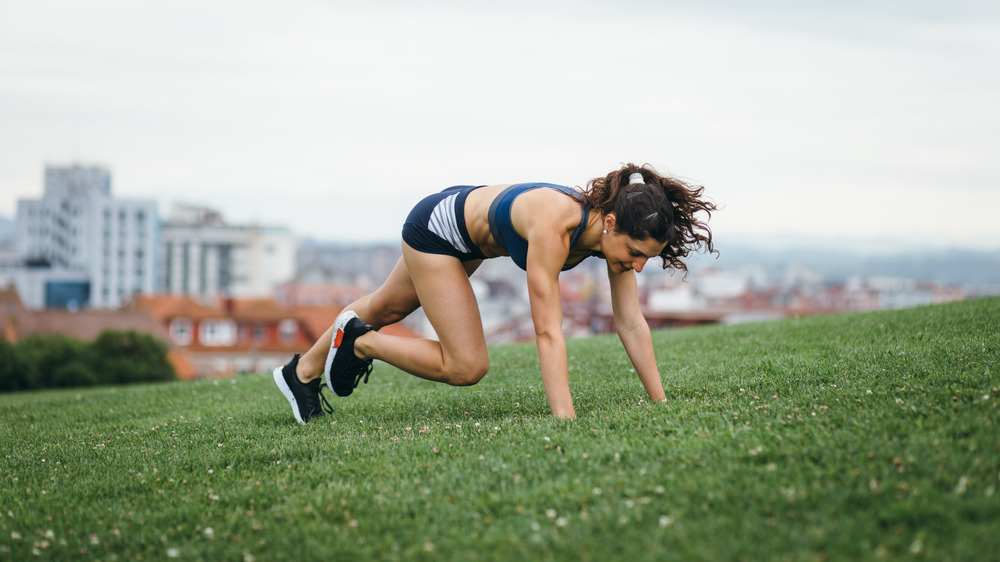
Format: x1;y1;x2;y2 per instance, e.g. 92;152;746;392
362;257;421;326
401;242;487;364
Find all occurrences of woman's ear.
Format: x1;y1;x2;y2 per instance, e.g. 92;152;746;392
604;213;617;232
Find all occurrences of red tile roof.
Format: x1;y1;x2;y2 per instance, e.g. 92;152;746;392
28;309;170;342
293;305;342;342
230;298;299;322
3;287;172;343
132;295;223;322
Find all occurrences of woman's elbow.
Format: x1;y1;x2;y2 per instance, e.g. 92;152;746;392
533;326;564;346
616;318;649;338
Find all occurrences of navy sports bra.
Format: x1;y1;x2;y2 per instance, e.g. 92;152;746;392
487;183;592;271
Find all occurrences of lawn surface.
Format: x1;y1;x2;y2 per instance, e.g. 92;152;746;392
2;298;998;561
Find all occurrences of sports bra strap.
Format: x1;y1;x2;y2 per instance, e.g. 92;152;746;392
487;183;590;271
487;184;518;253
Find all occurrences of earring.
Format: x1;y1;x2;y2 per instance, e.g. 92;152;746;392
603;229;607;234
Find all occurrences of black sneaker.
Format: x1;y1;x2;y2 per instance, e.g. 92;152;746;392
273;354;332;424
324;310;374;398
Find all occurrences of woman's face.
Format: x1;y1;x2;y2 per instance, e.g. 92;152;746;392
602;215;666;274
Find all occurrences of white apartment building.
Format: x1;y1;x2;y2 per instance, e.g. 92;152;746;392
159;204;295;299
13;165;157;309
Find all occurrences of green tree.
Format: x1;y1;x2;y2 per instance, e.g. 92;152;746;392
15;335;89;389
90;330;175;384
51;362;98;387
0;339;33;391
1;331;175;392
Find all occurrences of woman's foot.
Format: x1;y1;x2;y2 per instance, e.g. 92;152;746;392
273;354;332;424
324;310;375;397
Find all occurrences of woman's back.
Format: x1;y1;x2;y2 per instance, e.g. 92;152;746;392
464;183;591;268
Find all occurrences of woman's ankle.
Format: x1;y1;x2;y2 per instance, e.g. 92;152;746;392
295;354;323;383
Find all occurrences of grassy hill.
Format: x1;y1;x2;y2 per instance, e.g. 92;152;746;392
1;298;997;560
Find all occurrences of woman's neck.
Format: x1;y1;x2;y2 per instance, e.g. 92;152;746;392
578;211;606;255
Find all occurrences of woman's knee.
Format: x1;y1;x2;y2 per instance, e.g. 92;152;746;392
443;355;489;386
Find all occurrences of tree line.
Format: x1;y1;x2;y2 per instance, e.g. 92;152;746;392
0;330;176;392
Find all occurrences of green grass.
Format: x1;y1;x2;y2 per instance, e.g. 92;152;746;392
2;298;998;561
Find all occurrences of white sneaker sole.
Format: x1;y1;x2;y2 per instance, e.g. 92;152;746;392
273;366;306;425
324;310;359;396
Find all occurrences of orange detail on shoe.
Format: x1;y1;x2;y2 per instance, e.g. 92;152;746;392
334;328;345;348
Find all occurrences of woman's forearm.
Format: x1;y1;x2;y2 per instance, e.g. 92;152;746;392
536;331;575;418
619;323;666;401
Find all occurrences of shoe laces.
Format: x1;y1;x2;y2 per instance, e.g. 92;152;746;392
352;359;374;389
303;378;333;418
317;386;334;415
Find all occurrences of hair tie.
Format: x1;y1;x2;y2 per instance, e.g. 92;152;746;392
628;172;644;185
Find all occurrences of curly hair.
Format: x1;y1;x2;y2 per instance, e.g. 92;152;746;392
582;163;717;272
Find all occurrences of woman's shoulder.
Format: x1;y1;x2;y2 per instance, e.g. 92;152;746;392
513;186;586;232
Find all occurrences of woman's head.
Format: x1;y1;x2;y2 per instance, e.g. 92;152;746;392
583;163;717;272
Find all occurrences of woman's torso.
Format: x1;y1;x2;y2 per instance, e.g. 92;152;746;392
464;184;596;268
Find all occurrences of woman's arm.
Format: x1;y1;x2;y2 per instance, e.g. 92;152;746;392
608;265;667;402
525;232;575;418
518;192;580;418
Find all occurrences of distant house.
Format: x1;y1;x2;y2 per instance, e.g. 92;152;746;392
133;295;306;377
132;295;420;378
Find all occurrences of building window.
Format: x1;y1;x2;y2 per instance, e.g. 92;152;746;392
253;324;266;343
169;319;193;346
200;320;236;346
278;319;297;343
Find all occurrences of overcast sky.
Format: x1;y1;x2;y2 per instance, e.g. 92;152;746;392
2;0;998;251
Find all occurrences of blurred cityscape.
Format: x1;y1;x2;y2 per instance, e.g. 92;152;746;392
2;164;998;378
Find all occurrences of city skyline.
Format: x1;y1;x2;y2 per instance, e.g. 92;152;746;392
2;0;999;250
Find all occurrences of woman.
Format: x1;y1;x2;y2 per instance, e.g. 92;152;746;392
274;163;716;423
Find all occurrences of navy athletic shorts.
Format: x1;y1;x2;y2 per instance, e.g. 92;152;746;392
402;185;488;262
